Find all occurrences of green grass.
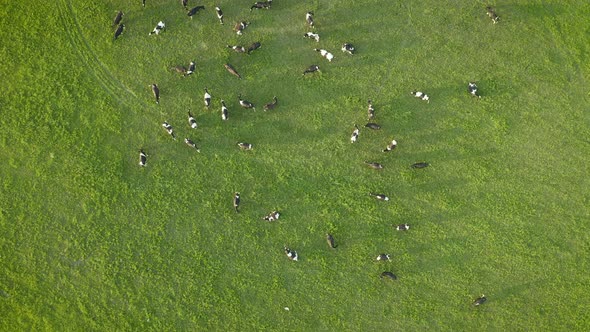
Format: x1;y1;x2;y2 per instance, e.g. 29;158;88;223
1;0;590;330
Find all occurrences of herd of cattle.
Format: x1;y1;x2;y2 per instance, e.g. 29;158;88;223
112;0;497;307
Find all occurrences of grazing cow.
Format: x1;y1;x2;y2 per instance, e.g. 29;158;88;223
139;149;147;167
468;82;481;98
365;161;384;169
151;83;160;104
303;65;320;75
306;12;314;28
238;94;255;110
224;63;242;79
304;32;320;42
284;246;298;261
181;0;187;9
486;6;499;24
341;43;355;55
227;45;246;53
251;0;272;11
184;138;200;152
162;122;176;140
188;111;198;128
365;123;381;130
411;162;429;169
380;271;397;280
350;124;360;143
370;193;389;201
395;224;410;231
113;24;125;41
376;254;390;261
314;48;333;62
473;295;487;306
142;0;146;7
247;42;261;54
204;88;211;108
263;96;277;111
113;11;124;27
326;233;336;248
411;90;429;103
367;100;375;119
233;192;240;212
149;21;165;35
185;61;196;76
187;5;205;18
215;7;224;24
221;100;229;120
382;139;397;152
263;210;280;221
237;142;253;150
233;21;249;35
172;65;187;75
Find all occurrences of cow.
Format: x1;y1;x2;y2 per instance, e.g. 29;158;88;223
162;122;176;140
185;61;196;76
172;65;187;75
247;42;261;54
411;162;429;169
227;45;246;53
365;162;384;169
233;21;249;35
376;254;390;261
224;63;242;79
149;21;165;35
113;24;125;41
142;0;146;7
350;124;360;143
411;90;429;103
181;0;187;9
380;271;397;280
251;0;272;11
382;139;397;152
184;138;200;152
486;6;499;24
187;5;205;18
365;123;381;130
237;142;253;150
221;100;229;120
113;11;124;27
139;149;147;167
370;193;389;201
303;65;320;75
204;88;211;108
314;48;333;62
306;12;314;28
284;246;298;261
233;192;240;212
367;100;375;119
341;43;355;55
263;211;280;221
188;111;198;128
468;82;481;98
473;295;487;306
151;84;160;104
326;233;336;248
238;94;255;110
263;96;277;111
304;32;320;42
215;7;224;24
395;224;410;231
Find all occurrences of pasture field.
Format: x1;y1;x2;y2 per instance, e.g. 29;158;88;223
1;0;589;330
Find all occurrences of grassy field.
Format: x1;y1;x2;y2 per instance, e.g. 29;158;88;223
1;0;589;330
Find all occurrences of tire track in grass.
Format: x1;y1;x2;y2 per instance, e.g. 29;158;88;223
56;0;147;110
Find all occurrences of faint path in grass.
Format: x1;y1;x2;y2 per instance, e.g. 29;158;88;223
56;0;146;110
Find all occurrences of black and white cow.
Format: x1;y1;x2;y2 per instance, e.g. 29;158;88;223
185;61;196;76
262;210;280;221
395;224;410;231
411;90;429;103
247;42;261;54
113;24;125;41
221;100;229;120
238;94;255;110
215;7;224;24
326;233;336;248
304;32;320;42
382;139;397;152
251;0;272;11
139;149;147;167
227;45;246;53
314;48;333;62
187;5;205;18
473;295;487;306
113;11;124;27
204;88;211;108
151;83;160;104
306;12;314;28
284;246;298;261
162;121;176;140
367;99;375;120
350;124;360;143
184;138;200;152
188;111;198;128
341;43;355;55
233;21;249;35
303;65;320;75
486;6;499;24
181;0;187;9
370;193;389;201
365;123;381;130
237;142;253;150
376;254;390;261
468;82;481;98
263;96;277;111
233;192;240;212
149;21;165;35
